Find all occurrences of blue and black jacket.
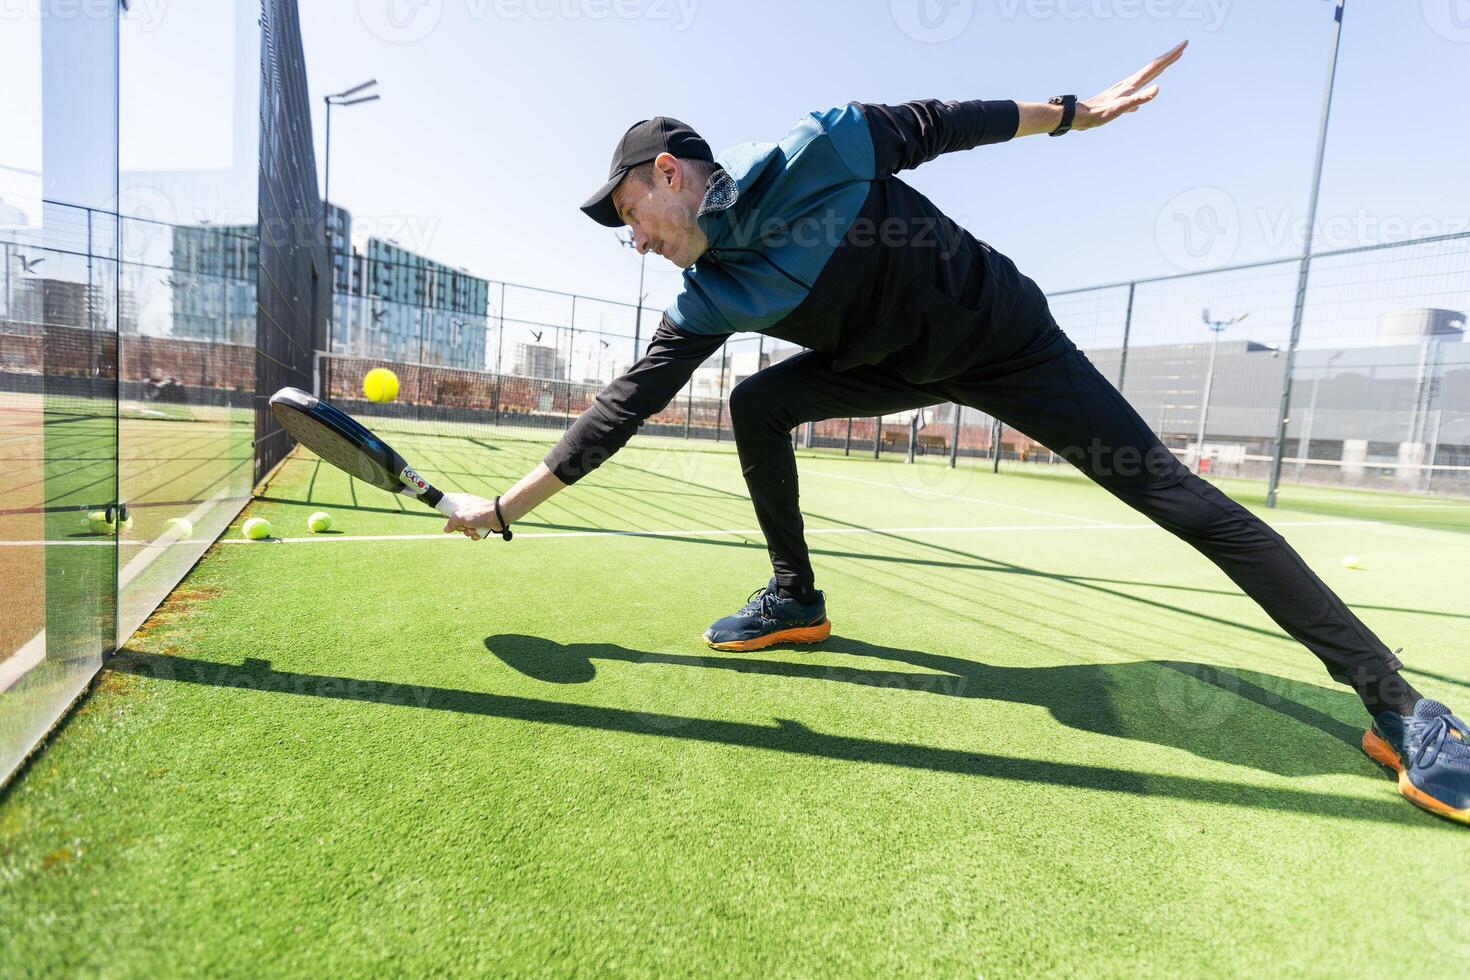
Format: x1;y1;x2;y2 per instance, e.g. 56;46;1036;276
546;98;1063;483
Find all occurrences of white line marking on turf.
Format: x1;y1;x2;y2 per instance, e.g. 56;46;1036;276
203;518;1381;545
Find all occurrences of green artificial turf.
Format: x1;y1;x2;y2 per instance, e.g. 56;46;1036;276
4;429;1470;976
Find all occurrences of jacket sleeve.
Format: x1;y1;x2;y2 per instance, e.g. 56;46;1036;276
543;315;728;484
852;100;1019;178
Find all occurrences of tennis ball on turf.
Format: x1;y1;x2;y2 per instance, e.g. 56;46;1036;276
306;511;333;533
1341;555;1362;569
87;510;115;535
165;517;194;538
242;517;272;541
363;367;400;404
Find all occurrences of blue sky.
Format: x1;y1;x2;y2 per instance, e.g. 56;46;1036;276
295;0;1470;338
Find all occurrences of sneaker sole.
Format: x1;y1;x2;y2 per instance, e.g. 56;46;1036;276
703;618;832;652
1363;729;1470;826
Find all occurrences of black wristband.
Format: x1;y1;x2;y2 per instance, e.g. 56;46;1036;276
493;495;513;541
1048;95;1077;137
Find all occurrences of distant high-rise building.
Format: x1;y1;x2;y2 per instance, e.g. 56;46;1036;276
170;224;258;344
328;205;489;372
512;343;566;380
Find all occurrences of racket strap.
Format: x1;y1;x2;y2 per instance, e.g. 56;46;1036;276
494;495;513;542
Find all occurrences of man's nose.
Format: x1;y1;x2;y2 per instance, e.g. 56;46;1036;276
633;229;653;255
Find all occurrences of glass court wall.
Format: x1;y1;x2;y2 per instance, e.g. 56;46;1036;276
0;2;263;784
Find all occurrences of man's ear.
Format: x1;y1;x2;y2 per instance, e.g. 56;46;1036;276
653;152;680;189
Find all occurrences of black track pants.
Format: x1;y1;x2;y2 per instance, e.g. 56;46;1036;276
727;334;1404;692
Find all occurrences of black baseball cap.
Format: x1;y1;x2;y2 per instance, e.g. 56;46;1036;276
581;117;713;228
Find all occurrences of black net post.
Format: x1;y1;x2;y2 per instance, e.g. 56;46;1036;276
949;404;961;468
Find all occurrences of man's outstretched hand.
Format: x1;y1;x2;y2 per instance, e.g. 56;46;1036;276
1073;40;1188;131
442;492;507;540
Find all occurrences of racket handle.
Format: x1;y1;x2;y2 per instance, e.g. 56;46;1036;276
430;491;492;539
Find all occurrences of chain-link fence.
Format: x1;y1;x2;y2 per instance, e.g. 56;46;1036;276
320;230;1470;500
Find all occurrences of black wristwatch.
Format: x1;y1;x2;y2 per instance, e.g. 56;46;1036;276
1048;95;1077;137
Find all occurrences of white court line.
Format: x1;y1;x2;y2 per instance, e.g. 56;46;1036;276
802;469;1118;525
199;518;1380;546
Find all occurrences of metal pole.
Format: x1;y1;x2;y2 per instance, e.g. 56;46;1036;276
992;418;1003;474
565;297;576;429
906;414;917;463
949;404;961;469
493;281;505;423
1425;408;1444;494
845;417;853;456
1266;0;1347;509
684;380;692;438
323;99;333;342
632;252;645;363
1296;376;1320;482
1195;325;1222;474
714;341;728;441
872;416;882;459
1117;281;1136;393
804;421;814;449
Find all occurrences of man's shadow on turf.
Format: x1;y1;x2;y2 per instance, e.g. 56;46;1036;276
484;633;1367;779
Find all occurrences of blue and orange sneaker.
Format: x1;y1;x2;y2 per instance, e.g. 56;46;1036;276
1362;699;1470;825
702;578;831;652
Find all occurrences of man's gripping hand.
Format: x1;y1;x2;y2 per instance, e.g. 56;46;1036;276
441;492;508;540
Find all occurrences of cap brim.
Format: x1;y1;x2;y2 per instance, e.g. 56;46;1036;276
580;168;629;228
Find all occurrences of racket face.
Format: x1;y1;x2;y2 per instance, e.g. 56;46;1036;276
269;388;410;494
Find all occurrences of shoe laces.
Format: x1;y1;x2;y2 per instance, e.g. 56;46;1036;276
742;586;781;620
1411;704;1470;770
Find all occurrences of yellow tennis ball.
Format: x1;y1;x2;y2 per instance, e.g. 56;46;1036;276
1341;555;1362;569
165;517;194;538
242;517;272;541
87;510;115;535
363;367;400;404
306;511;333;533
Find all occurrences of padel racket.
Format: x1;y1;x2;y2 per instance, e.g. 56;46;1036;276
268;387;509;541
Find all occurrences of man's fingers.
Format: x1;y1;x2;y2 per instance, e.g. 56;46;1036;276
1122;40;1188;92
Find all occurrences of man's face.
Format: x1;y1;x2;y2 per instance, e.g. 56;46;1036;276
612;153;709;269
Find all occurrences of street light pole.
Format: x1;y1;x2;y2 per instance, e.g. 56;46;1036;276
1194;309;1249;474
618;233;648;363
322;79;380;349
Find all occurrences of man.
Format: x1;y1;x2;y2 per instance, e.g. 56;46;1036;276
445;43;1469;824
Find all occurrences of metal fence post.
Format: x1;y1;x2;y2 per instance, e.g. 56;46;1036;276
991;418;1002;474
906;414;917;463
684;380;692;438
713;340;728;442
492;282;505;424
872;417;882;459
1118;281;1136;393
804;421;814;449
844;417;853;456
949;404;961;469
1267;0;1347;509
